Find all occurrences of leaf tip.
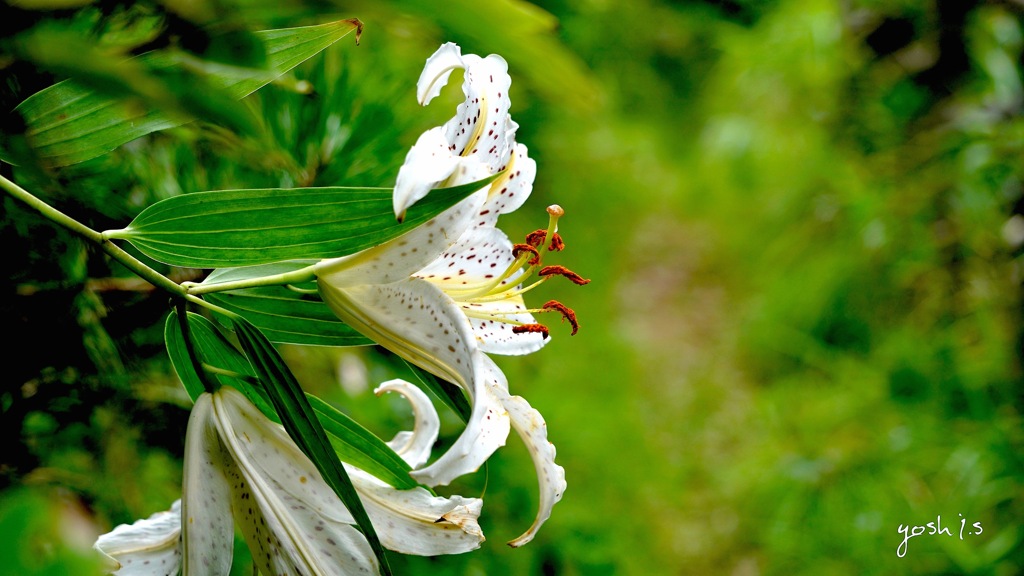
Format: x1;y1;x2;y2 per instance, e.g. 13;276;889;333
345;18;364;46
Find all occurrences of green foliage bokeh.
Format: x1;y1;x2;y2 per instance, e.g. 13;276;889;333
1;0;1022;575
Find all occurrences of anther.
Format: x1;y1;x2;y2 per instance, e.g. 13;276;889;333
539;265;591;285
548;232;565;252
512;323;550;339
542;300;579;335
512;243;541;265
525;229;547;248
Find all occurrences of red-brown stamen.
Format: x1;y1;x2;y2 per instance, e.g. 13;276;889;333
547;232;565;252
525;229;548;248
542;300;579;335
511;243;541;265
512;323;550;339
539;265;591;286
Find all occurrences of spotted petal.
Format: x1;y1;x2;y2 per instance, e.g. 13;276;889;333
491;386;566;548
441;52;513;170
317;277;479;387
93;501;182;576
345;468;485;555
318;277;514;485
393;128;464;219
396;43;517;219
410;353;511;487
218;386;482;558
477;143;536;227
213;387;378;574
181;393;234;576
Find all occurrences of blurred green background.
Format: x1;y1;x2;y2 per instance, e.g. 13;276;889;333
2;0;1022;574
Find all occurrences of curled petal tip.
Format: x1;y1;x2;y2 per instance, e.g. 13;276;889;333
417;42;464;105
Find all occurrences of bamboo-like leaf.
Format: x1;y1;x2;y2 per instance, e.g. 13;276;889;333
232;316;392;576
307;395;417;491
107;175;494;268
7;19;362;167
201;262;372;346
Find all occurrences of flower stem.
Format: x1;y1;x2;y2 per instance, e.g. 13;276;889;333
184;265;318;295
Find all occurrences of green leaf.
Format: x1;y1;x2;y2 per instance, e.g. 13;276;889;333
108;175;495;268
165;309;264;404
7;19;362;167
402;358;471;423
232;316;392;576
201;262;372;346
307;395;417;491
8;27;263;144
164;311;207;401
165;310;411;489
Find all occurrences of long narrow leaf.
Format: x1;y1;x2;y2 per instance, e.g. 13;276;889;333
8;19;361;167
108;175;494;268
232;317;391;576
307;395;417;490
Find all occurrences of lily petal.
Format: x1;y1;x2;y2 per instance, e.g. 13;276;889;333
213;387;378;575
490;386;566;548
213;387;350;524
465;296;547;356
218;386;482;559
477;143;536;227
318;277;516;486
416;42;463;106
93;501;182;576
442;52;513;171
375;379;440;468
397;44;517;219
347;468;485;555
181;393;234;576
414;225;519;290
411;353;511;487
393;127;463;218
317;277;478;388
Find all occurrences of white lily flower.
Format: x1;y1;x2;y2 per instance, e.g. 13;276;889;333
313;204;582;542
94;385;485;574
314;43;587;547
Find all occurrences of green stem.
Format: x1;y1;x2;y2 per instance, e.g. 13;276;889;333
1;175;186;296
202;363;259;383
185;265;317;295
0;175;302;321
0;174;104;243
